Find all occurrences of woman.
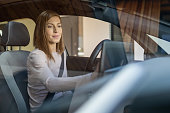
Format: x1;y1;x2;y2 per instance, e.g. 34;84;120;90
27;10;96;112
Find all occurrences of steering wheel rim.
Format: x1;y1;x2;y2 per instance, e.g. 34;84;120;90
84;39;111;72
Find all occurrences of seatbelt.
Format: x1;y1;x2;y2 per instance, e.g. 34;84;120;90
58;53;65;78
1;57;27;113
43;53;65;104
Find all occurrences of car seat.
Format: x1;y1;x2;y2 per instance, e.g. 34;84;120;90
0;21;30;113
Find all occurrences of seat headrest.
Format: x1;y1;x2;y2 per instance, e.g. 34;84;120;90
1;21;30;46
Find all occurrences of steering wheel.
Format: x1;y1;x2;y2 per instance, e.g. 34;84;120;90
84;39;111;72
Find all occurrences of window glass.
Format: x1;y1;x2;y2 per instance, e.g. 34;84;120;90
116;0;170;61
61;16;111;57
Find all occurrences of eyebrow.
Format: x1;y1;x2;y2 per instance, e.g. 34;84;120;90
47;23;61;25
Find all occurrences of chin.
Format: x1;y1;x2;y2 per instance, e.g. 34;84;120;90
49;40;60;44
55;40;61;44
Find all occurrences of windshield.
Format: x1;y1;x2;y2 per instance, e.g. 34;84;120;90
115;0;169;60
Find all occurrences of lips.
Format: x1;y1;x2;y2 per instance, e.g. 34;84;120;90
52;35;60;39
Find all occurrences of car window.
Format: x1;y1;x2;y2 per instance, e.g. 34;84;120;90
116;0;170;61
74;1;170;112
61;16;111;57
61;15;134;63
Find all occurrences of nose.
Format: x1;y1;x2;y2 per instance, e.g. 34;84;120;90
53;26;58;33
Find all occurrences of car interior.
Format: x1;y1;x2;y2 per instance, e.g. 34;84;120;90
0;0;169;113
0;21;129;113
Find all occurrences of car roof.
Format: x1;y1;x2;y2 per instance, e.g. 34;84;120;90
0;0;95;22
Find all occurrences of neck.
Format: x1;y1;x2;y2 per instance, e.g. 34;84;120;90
49;43;56;53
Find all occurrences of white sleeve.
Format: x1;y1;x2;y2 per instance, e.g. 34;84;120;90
28;51;54;84
28;51;92;92
46;73;92;92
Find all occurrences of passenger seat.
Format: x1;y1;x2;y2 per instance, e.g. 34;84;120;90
0;21;30;113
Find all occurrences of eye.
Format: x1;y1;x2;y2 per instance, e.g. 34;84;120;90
58;24;62;28
47;25;53;28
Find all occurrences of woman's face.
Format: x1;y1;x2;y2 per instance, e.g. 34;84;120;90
45;16;62;44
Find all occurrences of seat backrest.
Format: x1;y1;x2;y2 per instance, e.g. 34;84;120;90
0;21;30;113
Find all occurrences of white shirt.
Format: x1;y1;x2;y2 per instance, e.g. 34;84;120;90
27;49;92;112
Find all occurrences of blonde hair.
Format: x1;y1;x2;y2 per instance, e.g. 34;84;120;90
34;10;64;61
